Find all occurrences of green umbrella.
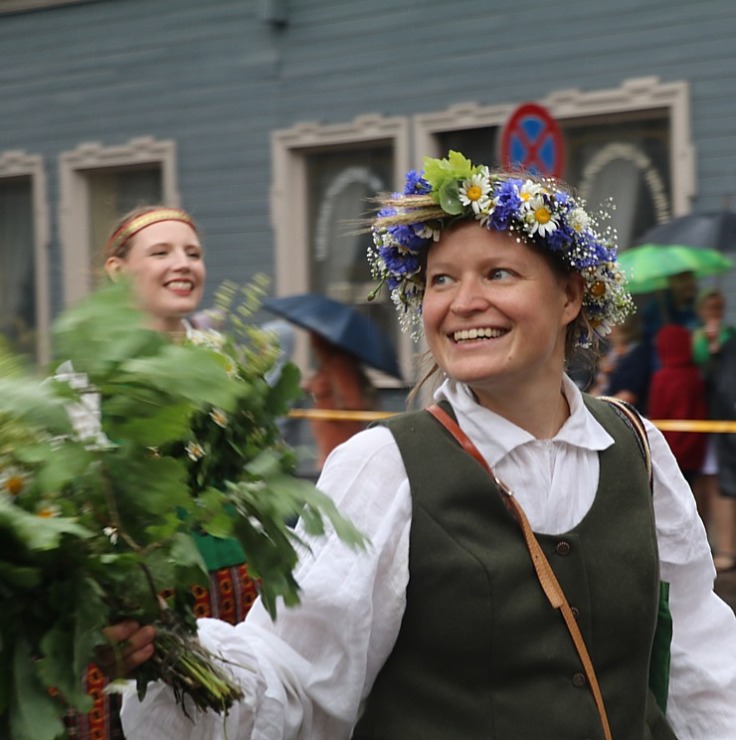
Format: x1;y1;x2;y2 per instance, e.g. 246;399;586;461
617;243;733;294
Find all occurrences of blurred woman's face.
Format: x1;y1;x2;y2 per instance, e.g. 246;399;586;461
105;220;205;333
421;222;582;410
699;294;725;324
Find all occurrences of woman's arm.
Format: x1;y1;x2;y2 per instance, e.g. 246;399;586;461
121;426;412;739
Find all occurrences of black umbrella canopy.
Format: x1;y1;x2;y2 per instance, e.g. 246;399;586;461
262;294;402;380
635;211;736;252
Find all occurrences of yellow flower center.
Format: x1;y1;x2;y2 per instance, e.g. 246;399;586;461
466;185;483;201
590;281;607;298
37;507;55;518
534;206;551;224
5;475;24;496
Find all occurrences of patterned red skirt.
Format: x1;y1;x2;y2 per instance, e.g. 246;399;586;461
63;563;259;739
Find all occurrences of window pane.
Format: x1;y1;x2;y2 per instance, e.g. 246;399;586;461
436;127;500;167
0;177;36;359
306;146;398;351
87;167;163;279
563;114;671;250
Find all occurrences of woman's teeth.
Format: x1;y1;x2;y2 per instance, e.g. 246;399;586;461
167;281;192;291
453;327;503;342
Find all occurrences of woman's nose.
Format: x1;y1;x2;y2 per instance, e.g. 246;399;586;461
450;278;488;314
171;248;192;270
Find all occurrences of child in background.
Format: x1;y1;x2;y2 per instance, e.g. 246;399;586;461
648;324;708;487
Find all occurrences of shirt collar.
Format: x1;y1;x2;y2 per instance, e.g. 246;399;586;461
434;376;614;466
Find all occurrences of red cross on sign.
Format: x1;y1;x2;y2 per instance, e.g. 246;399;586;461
499;103;565;178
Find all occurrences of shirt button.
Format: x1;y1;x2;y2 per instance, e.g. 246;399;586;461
555;540;571;556
572;672;587;688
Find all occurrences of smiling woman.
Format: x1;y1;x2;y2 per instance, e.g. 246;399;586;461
118;158;736;740
63;206;260;740
103;206;205;334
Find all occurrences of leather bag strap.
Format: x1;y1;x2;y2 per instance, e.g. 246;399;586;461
426;403;613;740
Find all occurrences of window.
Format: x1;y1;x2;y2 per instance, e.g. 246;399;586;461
414;77;694;251
0;151;50;363
271;115;410;382
58;137;178;307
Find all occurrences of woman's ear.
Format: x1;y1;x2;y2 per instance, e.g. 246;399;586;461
104;256;124;282
562;272;585;324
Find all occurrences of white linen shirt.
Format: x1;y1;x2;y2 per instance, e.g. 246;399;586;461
121;376;736;740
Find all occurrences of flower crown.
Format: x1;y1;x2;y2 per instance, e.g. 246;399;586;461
368;151;633;347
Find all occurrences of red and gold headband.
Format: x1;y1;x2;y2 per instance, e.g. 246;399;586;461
104;208;197;259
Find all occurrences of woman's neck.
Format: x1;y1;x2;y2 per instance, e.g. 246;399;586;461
469;378;571;440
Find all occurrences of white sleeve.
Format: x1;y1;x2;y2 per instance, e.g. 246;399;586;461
645;419;736;739
121;426;412;740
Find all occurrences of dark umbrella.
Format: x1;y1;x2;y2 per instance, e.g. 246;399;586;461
262;294;402;380
635;211;736;252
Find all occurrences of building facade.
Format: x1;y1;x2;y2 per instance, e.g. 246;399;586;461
1;0;735;384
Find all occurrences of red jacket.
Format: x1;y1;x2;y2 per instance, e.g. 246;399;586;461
648;324;707;472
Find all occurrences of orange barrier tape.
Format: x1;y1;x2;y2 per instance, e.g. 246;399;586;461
649;420;736;433
287;408;736;433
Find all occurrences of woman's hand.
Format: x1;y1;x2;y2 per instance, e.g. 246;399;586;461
96;620;156;678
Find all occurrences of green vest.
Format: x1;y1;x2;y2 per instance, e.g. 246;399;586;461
353;396;676;740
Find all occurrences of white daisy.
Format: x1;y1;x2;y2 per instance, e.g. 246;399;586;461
518;180;544;210
458;173;492;215
568;207;591;234
526;195;558;237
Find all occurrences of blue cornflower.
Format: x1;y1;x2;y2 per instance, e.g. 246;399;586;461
387;223;430;252
404;170;432;195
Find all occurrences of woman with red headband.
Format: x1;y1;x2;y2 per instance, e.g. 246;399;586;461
63;206;258;740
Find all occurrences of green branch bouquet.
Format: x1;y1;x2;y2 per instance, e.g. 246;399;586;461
0;279;366;740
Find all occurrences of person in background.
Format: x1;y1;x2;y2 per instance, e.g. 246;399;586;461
116;157;736;739
642;270;700;343
303;331;377;469
692;289;736;572
63;205;259;740
591;312;651;413
647;324;708;487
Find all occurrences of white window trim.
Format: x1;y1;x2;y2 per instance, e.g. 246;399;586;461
58;136;179;308
270;114;411;378
414;76;695;216
0;150;51;364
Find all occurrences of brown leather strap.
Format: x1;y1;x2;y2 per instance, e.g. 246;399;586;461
426;404;613;740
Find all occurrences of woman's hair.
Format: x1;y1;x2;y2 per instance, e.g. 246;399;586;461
103;205;198;261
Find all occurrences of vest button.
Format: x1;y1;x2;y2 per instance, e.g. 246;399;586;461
572;672;587;688
555;540;571;556
571;605;580;620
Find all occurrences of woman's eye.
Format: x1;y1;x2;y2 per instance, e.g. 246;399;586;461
490;268;513;280
429;273;451;286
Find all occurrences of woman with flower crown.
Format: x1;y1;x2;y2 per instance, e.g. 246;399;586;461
117;154;736;740
63;206;260;740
